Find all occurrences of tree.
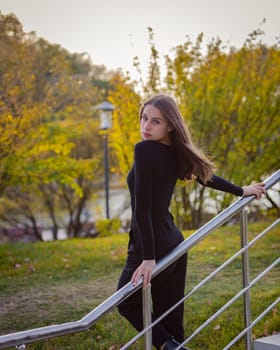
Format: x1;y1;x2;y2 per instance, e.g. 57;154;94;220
108;74;142;180
0;13;114;238
109;27;279;229
165;30;280;226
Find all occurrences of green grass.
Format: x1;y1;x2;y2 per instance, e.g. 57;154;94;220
0;222;279;349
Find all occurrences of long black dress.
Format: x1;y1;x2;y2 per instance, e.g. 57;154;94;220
117;140;243;349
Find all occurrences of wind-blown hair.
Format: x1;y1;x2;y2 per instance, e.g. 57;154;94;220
139;94;215;183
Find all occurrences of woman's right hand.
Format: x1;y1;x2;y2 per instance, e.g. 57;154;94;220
131;259;156;288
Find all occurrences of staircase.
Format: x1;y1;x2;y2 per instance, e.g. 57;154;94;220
0;170;279;350
254;335;280;350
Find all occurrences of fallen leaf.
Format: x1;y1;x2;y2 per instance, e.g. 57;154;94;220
29;265;36;272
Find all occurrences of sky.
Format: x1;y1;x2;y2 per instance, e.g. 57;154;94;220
1;0;279;80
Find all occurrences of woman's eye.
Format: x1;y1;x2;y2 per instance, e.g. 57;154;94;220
153;120;160;125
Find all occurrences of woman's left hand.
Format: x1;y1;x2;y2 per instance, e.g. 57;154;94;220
242;182;266;199
131;259;156;288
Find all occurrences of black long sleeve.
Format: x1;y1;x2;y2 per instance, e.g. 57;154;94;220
197;175;244;196
133;141;155;258
127;141;182;260
127;141;244;261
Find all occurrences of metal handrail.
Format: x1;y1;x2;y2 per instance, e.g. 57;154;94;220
0;169;279;349
120;218;280;349
179;258;280;350
224;296;280;350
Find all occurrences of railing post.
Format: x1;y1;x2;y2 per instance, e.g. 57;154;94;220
240;208;252;350
142;284;152;350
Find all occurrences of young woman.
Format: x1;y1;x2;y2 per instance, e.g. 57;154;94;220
117;94;266;350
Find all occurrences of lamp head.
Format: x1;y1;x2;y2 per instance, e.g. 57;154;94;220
96;101;115;130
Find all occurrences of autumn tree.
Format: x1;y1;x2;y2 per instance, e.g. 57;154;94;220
108;28;164;181
108;74;142;180
165;30;280;227
109;27;279;229
0;12;114;238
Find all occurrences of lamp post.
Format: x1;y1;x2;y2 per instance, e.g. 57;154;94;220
96;101;115;219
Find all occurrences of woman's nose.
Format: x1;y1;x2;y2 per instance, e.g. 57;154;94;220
144;120;151;130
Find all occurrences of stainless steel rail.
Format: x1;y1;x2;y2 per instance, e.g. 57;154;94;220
119;218;280;350
0;169;279;349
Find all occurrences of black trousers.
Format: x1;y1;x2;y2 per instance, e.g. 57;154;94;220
117;253;187;349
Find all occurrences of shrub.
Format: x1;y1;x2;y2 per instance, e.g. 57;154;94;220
95;218;121;237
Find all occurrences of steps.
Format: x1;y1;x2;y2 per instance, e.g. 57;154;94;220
254;334;280;350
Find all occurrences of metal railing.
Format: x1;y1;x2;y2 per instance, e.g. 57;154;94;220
0;169;279;349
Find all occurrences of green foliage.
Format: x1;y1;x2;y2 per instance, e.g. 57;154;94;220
145;27;162;95
1;12;279;234
95;217;121;237
0;12;114;185
165;30;280;186
108;26;279;228
157;28;280;225
0;12;117;235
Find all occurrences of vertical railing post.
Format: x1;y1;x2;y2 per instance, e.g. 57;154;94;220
142;284;152;350
103;134;110;219
240;208;252;350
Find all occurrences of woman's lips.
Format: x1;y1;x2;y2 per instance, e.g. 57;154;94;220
142;132;152;138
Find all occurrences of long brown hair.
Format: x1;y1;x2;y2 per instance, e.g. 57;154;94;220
139;94;215;183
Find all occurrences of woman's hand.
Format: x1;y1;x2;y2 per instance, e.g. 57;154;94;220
242;182;266;199
131;259;156;288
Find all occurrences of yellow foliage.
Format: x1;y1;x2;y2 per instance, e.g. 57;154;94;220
108;75;141;180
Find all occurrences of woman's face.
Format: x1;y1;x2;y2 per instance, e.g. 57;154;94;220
140;105;172;145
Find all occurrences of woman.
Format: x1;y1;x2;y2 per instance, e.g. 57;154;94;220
117;94;265;350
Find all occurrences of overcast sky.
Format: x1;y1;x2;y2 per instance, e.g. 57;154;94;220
1;0;279;80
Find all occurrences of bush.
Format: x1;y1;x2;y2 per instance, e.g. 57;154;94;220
95;218;121;237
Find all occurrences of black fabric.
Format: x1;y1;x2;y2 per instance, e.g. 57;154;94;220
197;174;243;196
128;140;183;260
117;253;187;349
127;140;243;260
118;140;244;348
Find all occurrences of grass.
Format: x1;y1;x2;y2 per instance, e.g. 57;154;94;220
0;222;279;349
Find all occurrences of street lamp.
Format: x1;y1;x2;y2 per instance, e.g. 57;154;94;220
96;101;115;219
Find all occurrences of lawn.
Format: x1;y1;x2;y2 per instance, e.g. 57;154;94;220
0;222;279;349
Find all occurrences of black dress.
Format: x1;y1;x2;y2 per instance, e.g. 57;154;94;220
117;140;243;349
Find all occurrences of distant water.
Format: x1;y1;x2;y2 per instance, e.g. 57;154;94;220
41;188;131;241
6;182;280;242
